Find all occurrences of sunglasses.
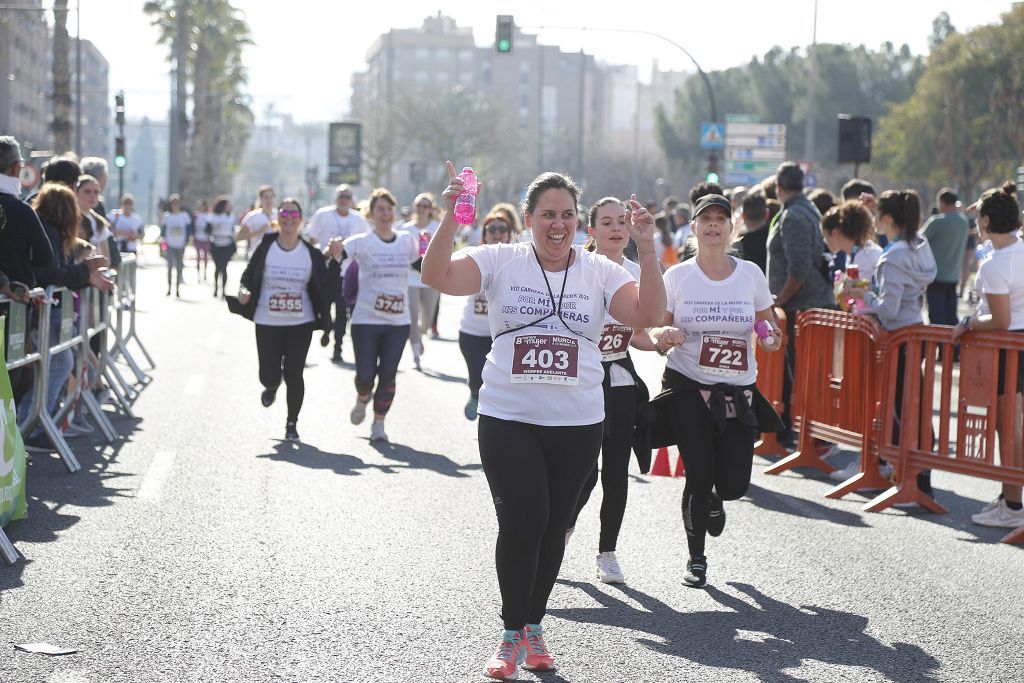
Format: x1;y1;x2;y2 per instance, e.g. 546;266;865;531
337;194;352;200
416;203;432;209
486;223;510;233
279;209;301;219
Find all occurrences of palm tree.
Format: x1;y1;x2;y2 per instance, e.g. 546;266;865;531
51;0;72;153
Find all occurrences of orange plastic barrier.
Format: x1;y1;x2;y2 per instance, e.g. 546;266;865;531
754;307;789;457
650;447;672;477
863;325;1024;545
673;451;686;477
765;309;890;492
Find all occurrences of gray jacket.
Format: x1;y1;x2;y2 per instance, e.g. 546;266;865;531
863;236;937;330
766;193;834;311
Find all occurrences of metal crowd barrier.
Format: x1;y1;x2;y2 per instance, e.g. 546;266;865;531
1;255;155;564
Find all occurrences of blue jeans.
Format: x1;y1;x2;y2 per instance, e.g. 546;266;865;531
350;323;410;416
926;281;958;326
17;306;75;434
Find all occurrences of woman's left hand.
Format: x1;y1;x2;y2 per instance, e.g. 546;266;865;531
625;194;656;249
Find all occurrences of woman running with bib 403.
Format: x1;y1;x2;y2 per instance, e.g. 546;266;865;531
422;162;665;681
650;193;783;589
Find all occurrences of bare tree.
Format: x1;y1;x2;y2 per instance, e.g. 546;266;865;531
50;0;72;153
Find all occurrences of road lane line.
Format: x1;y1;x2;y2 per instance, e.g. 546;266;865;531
137;450;176;502
183;374;205;396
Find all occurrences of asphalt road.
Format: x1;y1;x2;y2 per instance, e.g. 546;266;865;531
2;250;1022;683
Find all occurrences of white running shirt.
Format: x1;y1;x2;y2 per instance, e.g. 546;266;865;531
344;230;419;326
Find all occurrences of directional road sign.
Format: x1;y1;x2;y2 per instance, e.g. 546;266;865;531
724;118;786;187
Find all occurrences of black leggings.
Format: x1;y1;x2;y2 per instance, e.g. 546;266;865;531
666;378;756;558
479;415;603;630
458;332;491;398
255;322;314;422
570;384;635;552
211;244;234;293
351;323;409;416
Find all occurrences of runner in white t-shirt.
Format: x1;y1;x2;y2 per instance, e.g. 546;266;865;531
953;185;1024;529
342;188;419;443
236;185;277;258
206;196;237;298
565;197;658;588
649;193;782;590
160;194;191;297
404;192;442;369
107;194;145;253
192;200;211;282
457;213;514;421
421;163;666;681
308;184;369;362
237;197;339;442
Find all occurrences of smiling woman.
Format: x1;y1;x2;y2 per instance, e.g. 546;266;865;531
422;161;665;680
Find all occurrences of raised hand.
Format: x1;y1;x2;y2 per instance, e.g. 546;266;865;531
625;194;656;248
440;160;465;212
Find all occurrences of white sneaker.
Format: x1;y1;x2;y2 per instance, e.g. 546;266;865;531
596;551;624;584
971;498;1024;528
978;496;1002;514
564;527;574;548
350;397;369;425
820;444;843;461
829;459;861;481
370;421;389;442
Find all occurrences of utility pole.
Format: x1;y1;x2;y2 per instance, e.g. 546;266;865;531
804;0;819;168
168;0;187;197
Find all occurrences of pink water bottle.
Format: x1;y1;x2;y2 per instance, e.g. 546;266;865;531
454;167;479;225
754;320;776;346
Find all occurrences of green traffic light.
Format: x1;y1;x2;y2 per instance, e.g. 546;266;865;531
114;155;127;169
705;171;719;184
497;39;510;52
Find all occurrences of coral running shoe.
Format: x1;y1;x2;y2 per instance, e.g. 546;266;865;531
483;629;526;680
522;623;556;671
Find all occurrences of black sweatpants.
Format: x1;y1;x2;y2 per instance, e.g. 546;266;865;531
667;382;756;558
458;332;491;398
478;415;603;630
570;384;635;552
255;322;314;422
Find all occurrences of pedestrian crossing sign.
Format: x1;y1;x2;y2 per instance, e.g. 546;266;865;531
700;123;725;149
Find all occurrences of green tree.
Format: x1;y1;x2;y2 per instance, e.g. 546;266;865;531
875;5;1024;194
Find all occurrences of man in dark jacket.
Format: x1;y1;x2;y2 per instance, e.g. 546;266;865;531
766;161;836;444
0;136;54;288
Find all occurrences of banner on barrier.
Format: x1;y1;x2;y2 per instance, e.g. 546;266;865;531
0;318;28;526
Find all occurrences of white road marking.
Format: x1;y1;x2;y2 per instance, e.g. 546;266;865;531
137;450;176;502
183;374;205;396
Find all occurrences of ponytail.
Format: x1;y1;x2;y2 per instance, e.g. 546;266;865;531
877;189;921;240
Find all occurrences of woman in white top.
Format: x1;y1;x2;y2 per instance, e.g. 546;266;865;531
404;192;442;369
237;198;338;441
76;174;111;263
458;212;514;421
422;162;665;681
107;193;145;254
342;188;419;443
566;197;657;587
953;184;1024;529
649;194;783;589
192;199;211;282
207;195;237;298
160;193;192;297
237;185;277;258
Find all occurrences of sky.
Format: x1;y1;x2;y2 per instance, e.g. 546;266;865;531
77;0;1015;124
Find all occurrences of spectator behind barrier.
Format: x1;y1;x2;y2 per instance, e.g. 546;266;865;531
736;191;770;274
952;184;1024;529
921;187;971;326
0;136;54;289
820;200;883;284
766;161;835;445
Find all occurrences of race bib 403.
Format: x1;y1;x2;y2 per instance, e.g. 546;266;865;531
511;334;579;385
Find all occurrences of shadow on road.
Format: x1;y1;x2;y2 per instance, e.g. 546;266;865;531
369;440;482;478
741;483;871;528
258;441;383;476
550;580;940;682
416;367;466;384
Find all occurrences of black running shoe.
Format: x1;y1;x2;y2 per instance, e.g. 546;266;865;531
320;331;331;348
683;556;707;588
261;386;277;408
285;421;299;442
707;493;726;537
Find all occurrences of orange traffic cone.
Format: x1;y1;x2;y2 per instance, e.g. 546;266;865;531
673;452;686;477
650;447;672;476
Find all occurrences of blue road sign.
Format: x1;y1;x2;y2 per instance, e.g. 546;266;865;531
700;123;725;150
